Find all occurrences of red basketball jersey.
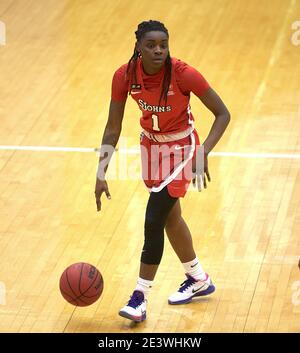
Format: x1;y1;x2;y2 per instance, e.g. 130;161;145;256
129;57;195;134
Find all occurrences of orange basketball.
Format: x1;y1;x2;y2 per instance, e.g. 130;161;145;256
59;262;103;306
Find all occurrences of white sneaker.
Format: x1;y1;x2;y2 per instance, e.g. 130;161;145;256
168;273;215;305
119;290;147;322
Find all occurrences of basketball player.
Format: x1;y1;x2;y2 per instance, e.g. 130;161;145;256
95;20;230;322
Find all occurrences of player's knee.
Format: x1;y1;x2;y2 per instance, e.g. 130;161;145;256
144;215;165;235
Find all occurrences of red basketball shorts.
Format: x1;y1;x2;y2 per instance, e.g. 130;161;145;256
140;129;201;198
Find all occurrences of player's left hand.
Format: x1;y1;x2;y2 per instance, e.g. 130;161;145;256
192;151;211;191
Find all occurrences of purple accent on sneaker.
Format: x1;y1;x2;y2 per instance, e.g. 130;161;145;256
178;274;197;293
127;290;144;308
119;290;146;322
119;310;146;323
168;273;215;305
193;284;215;297
168;284;215;305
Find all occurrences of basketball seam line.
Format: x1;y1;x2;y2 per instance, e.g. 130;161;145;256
78;263;84;296
79;269;101;297
60;288;78;305
66;268;89;305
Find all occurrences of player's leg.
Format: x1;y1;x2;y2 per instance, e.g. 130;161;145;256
165;196;215;305
119;186;177;322
165;199;196;262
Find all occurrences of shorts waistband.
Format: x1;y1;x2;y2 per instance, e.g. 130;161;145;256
142;126;194;143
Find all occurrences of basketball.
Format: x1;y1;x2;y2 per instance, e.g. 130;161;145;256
59;262;104;306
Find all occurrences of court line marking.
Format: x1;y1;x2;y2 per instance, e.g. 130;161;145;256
0;145;300;159
0;145;96;153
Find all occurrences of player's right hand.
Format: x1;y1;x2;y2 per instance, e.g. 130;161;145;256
94;178;111;212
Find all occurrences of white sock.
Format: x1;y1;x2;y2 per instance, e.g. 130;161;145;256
182;257;207;281
135;277;153;299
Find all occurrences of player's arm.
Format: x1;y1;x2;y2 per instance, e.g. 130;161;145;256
181;64;230;189
95;99;126;211
192;87;230;190
199;87;230;154
178;63;230;154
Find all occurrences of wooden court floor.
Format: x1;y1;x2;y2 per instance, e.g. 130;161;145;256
0;0;299;332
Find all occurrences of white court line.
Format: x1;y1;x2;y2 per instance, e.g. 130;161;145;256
118;149;300;159
0;145;96;153
208;151;300;159
0;145;300;159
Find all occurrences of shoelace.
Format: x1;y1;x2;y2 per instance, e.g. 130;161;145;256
179;275;197;293
128;291;144;308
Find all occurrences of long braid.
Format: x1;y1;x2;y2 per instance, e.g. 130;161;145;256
158;52;171;106
126;48;140;91
127;20;172;106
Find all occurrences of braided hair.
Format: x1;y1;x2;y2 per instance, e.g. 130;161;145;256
126;20;172;106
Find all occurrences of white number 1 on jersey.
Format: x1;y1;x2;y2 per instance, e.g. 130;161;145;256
151;114;161;131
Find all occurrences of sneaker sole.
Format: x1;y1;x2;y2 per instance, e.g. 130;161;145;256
168;284;216;305
118;310;146;323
